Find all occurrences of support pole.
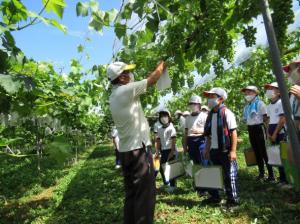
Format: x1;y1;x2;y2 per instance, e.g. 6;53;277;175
260;0;300;177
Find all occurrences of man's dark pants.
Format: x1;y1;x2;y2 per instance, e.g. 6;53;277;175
120;146;156;224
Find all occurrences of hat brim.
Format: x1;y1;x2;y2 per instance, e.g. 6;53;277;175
124;64;136;71
283;60;300;73
283;65;290;73
203;91;215;97
264;84;278;89
241;88;258;93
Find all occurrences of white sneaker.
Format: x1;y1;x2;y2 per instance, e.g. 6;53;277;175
115;165;121;169
165;186;176;193
280;183;293;190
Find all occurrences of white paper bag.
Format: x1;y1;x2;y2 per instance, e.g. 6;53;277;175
194;166;224;189
184;160;202;177
162;160;185;182
157;68;171;91
185;161;193;177
267;145;282;166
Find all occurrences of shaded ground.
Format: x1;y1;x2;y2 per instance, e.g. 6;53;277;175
1;144;300;224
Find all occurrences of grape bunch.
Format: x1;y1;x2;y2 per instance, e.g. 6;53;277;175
242;25;257;48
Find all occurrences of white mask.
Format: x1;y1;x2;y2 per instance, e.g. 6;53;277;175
129;72;134;82
207;98;219;109
189;104;199;113
266;90;275;99
245;95;255;102
160;116;169;125
288;69;300;85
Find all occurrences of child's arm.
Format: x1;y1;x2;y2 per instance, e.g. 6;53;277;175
155;138;161;158
229;130;237;161
271;115;286;142
183;128;188;153
112;137;117;150
168;137;176;161
204;137;211;160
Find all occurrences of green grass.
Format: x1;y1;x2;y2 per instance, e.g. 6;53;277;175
0;144;300;224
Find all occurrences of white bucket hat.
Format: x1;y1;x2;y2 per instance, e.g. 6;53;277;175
241;85;259;93
203;87;228;100
107;62;136;81
264;82;278;89
189;95;202;104
182;111;190;116
158;108;171;116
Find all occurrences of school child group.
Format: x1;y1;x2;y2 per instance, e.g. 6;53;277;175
153;81;294;202
107;59;300;224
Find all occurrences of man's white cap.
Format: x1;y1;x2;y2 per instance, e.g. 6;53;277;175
182;111;190;116
203;87;228;101
241;85;259;93
158;108;171;116
189;95;202;104
107;61;136;81
174;110;182;115
264;82;278;89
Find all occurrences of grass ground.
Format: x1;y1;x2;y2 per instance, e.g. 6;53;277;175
0;144;300;224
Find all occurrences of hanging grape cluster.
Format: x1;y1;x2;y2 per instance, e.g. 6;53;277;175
242;25;257;47
270;0;294;52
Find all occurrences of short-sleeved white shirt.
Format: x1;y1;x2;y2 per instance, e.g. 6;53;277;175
179;116;186;132
153;121;161;134
157;123;176;150
244;100;267;125
267;99;284;124
290;94;300;119
211;108;237;149
185;112;208;136
109;79;151;152
111;127;120;150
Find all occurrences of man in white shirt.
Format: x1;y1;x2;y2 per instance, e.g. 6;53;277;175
241;85;274;182
108;61;166;224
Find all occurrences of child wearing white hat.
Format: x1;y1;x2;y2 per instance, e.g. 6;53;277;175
241;85;274;182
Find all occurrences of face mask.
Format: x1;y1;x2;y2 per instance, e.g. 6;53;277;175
129;73;134;83
245;95;255;102
160;116;169;125
207;98;219;109
288;69;300;85
266;90;275;99
189;104;199;113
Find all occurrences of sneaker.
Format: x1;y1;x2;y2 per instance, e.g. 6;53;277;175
256;175;265;181
201;197;221;205
197;190;208;197
265;176;276;183
280;183;293;190
115;165;121;169
223;200;239;212
165;186;176;193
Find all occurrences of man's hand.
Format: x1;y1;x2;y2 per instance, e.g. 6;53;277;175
229;151;237;161
147;61;167;87
156;61;167;73
290;85;300;100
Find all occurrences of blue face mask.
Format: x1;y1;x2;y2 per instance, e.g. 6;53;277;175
207;98;219;109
